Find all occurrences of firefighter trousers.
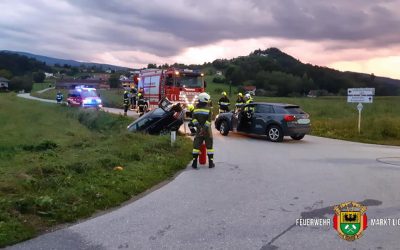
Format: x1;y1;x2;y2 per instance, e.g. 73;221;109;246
192;135;214;157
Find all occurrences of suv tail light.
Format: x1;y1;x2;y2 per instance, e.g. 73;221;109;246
284;115;296;122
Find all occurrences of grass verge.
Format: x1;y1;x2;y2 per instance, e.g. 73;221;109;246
0;93;192;247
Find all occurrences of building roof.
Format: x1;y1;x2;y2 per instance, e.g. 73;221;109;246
0;77;10;82
243;85;256;90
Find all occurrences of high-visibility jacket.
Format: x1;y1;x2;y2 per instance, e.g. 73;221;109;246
123;92;129;105
235;96;245;107
244;98;254;112
192;103;212;137
218;96;230;110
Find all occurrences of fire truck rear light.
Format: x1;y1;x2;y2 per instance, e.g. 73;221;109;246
175;71;179;75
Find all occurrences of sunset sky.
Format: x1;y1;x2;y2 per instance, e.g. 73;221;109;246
1;0;399;78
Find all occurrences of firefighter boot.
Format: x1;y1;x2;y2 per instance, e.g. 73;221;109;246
191;155;198;169
208;155;215;168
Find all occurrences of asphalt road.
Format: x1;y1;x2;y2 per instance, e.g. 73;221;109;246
7;120;400;250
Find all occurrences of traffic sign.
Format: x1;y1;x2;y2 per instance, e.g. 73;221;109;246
357;103;363;111
347;95;373;103
347;88;375;96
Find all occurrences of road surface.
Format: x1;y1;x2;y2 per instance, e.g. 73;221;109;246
7;116;400;250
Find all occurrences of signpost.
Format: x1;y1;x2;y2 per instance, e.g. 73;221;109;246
357;103;363;133
347;88;375;133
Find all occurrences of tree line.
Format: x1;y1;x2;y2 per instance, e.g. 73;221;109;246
0;52;52;92
210;48;399;96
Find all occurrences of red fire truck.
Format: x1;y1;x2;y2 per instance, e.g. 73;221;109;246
137;68;205;109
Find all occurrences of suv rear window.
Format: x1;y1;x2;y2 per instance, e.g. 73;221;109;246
284;106;306;114
273;106;306;114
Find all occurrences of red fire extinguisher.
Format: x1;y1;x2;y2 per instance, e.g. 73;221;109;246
199;143;207;165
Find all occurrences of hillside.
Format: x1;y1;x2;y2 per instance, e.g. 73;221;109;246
209;48;400;96
1;50;128;71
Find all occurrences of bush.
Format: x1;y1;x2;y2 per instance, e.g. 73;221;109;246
213;77;225;83
9;76;33;92
32;72;45;83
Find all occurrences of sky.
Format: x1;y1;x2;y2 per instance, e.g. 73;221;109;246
1;0;400;78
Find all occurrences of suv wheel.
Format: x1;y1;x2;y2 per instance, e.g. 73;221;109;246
267;125;283;142
219;120;229;136
291;134;305;140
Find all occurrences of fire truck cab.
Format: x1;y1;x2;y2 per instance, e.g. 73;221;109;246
138;68;205;110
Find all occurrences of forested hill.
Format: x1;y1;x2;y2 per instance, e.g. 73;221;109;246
209;48;399;96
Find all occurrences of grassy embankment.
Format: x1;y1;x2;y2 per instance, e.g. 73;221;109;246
31;81;400;146
0;93;192;247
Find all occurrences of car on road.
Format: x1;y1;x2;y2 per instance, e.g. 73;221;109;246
67;86;102;109
215;102;311;142
127;98;184;135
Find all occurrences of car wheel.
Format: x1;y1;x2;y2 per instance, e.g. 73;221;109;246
291;134;305;140
219;120;229;136
267;125;283;142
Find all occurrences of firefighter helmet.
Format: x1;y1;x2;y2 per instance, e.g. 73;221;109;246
187;104;194;112
198;92;210;103
238;92;243;97
221;91;227;96
138;93;142;97
245;93;251;99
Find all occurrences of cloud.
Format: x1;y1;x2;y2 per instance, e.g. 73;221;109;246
0;0;399;77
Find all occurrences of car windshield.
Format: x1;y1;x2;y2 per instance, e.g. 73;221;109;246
81;91;98;98
176;76;202;88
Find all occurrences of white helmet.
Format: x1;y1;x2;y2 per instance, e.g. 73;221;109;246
245;93;251;99
198;92;210;103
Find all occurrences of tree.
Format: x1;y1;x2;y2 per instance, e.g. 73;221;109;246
108;74;120;88
32;72;45;83
225;65;245;85
147;63;157;69
9;76;33;92
0;69;13;79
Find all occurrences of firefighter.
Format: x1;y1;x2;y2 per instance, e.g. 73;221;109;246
235;92;245;112
123;90;129;116
187;104;196;135
137;92;147;117
243;93;255;117
130;86;137;110
191;92;214;169
218;91;230;113
56;91;63;104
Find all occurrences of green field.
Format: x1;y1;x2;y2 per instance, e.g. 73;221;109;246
0;94;192;247
250;96;400;145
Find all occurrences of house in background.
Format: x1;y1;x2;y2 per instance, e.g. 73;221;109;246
243;85;257;96
0;77;10;91
56;79;110;89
